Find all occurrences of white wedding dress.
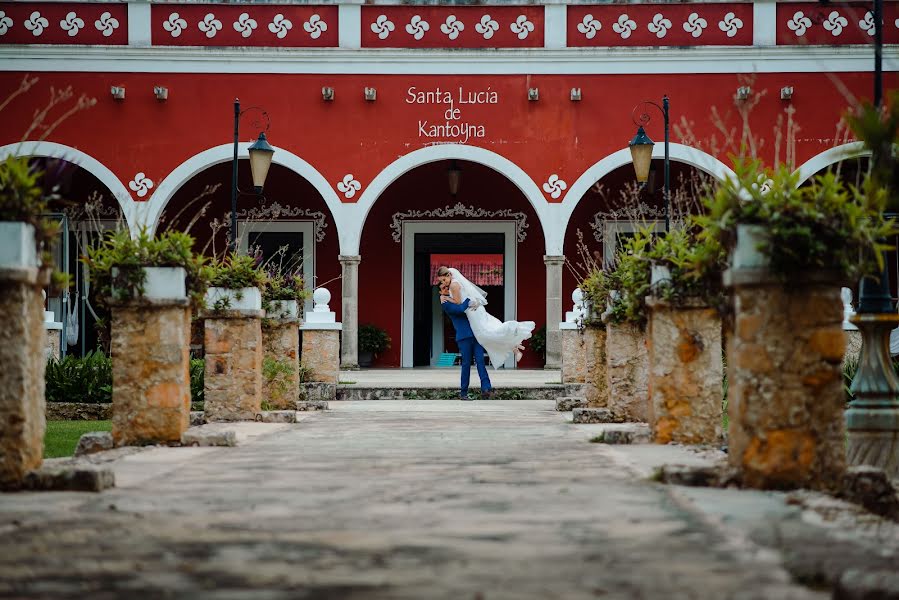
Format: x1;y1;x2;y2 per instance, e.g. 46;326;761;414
448;268;536;369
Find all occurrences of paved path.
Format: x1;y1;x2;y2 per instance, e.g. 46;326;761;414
0;402;829;599
339;368;561;388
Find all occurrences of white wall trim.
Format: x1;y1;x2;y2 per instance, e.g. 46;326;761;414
0;141;135;231
753;2;777;47
349;143;552;255
557;144;735;244
401;220;517;369
338;5;361;49
239;220;315;315
544;5;566;50
793;142;869;184
127;3;151;48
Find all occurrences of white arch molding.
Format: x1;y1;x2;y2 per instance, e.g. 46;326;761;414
557;144;735;242
793;142;870;185
0;140;135;229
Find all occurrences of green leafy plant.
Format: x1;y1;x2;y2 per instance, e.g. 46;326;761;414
358;324;391;357
603;228;655;327
45;350;113;404
298;362;314;383
647;225;729;312
210;252;268;290
529;325;546;358
190;358;204;404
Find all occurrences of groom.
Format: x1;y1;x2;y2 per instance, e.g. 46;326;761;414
438;279;493;401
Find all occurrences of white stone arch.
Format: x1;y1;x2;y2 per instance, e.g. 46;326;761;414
557;144;735;242
793;142;869;185
143;143;346;244
348;144;553;255
0;140;135;229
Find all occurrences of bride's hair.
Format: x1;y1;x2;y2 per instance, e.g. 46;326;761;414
436;266;451;277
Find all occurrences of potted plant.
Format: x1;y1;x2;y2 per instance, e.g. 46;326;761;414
206;253;267;312
358;324;391;367
263;269;308;321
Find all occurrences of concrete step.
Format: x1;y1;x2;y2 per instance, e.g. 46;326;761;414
335;384;584;401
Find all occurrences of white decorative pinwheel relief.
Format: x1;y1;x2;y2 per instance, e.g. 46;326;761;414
236;204;328;242
371;15;395;40
303;14;327;39
233;13;257;38
197;13;222;38
440;15;464;40
542;174;567;200
647;13;672;38
475;15;500;40
389;203;529;243
510;15;534;40
612;14;637;40
0;12;12;36
683;12;708;38
577;14;601;39
823;11;848;36
896;18;899;29
787;11;812;36
94;11;120;37
163;13;187;38
24;11;49;36
129;173;154;199
718;12;743;38
336;174;361;199
405;15;430;41
60;12;85;37
268;14;292;39
859;11;876;36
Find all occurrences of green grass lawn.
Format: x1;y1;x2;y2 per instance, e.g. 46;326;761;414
44;420;111;459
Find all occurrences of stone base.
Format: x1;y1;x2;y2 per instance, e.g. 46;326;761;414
190;411;205;426
572;407;620;424
181;428;237;447
301;328;340;384
74;432;114;457
204;314;263;422
262;321;299;410
835;569;899;600
844;329;862;366
655;464;740;488
45;328;60;361
838;466;899;520
584;326;608;408
606;323;648;421
301;382;337;402
561;327;586;384
556;397;588;412
47;402;112;421
846;431;899;481
20;465;115;492
593;427;651;445
255;410;297;423
297;400;329;411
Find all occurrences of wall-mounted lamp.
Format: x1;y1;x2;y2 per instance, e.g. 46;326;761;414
570;88;582;101
735;86;752;101
110;86;125;101
364;87;377;101
780;86;794;101
153;86;168;101
447;160;462;197
528;88;539;101
322;86;335;101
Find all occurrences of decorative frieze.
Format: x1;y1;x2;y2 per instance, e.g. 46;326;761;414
776;3;899;46
390;202;529;243
236;203;327;242
0;3;127;45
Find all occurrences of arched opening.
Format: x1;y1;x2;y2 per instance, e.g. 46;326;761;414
358;159;546;369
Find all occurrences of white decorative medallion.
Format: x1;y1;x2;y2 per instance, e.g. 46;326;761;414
94;11;120;37
163;13;187;38
475;15;500;40
60;12;84;37
233;13;257;38
647;13;671;38
612;14;637;39
577;14;601;39
268;14;292;39
823;11;847;36
683;12;708;38
510;15;534;40
24;11;49;36
542;174;567;200
129;173;154;198
371;15;395;40
303;14;327;39
197;13;221;38
440;15;464;40
336;174;361;199
405;15;429;41
859;11;876;36
787;11;812;36
718;12;743;37
0;12;11;36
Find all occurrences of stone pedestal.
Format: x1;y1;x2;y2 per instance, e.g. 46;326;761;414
339;255;360;369
647;300;723;445
544;255;565;369
204;310;263;422
262;320;299;410
111;301;191;445
301;327;341;384
725;269;846;490
0;268;46;488
584;326;608;407
44;325;61;361
605;322;649;422
560;324;585;384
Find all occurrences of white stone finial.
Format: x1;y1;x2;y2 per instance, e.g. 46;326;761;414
565;287;586;323
312;287;331;312
842;287;857;331
572;288;584;306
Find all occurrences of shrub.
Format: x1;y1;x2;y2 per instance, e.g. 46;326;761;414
190;358;204;404
647;225;728;312
210;252;267;289
603;229;654;327
358;324;391;357
45;350;112;404
529;325;546;357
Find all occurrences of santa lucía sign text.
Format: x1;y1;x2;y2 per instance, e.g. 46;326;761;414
407;86;498;144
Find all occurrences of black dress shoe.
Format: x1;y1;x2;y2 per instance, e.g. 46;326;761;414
481;390;494;400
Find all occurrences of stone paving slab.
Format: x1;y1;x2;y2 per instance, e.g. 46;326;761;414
339;368;562;388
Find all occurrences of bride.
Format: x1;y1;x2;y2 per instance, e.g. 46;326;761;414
437;266;536;369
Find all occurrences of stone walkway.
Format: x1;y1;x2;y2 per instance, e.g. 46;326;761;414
1;401;895;599
339;368;561;388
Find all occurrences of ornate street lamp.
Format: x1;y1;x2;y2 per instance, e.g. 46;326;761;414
231;98;274;253
447;160;462;197
628;96;670;232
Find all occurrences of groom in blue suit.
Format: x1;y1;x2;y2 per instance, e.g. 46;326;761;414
439;284;493;401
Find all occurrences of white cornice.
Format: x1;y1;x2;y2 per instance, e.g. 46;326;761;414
0;45;896;74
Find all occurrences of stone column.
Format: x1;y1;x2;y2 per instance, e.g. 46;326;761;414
726;269;846;490
606;322;649;422
339;255;360;369
44;316;62;361
646;299;723;445
560;324;585;384
0;267;46;489
262;319;299;410
301;288;343;400
111;301;191;445
204;309;264;422
584;325;608;407
544;255;565;369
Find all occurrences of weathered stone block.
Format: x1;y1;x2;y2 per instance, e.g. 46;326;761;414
111;303;191;446
181;428;237;447
595;428;651;445
45;328;60;361
301;329;340;385
572;407;617;424
555;397;588;412
605;323;649;422
583;326;608;408
255;410;297;423
300;382;337;402
21;465;115;492
46;402;112;421
655;464;738;488
560;328;586;384
838;466;899;520
74;431;114;457
647;303;723;445
262;321;299;410
204;313;263;422
835;569;899;600
190;411;205;426
297;400;329;411
0;270;46;489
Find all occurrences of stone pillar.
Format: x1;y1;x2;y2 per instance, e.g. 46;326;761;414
584;325;608;407
606;322;649;422
726;269;846;490
204;309;263;422
262;319;299;410
646;300;723;445
111;301;191;445
0;267;46;489
301;287;343;390
339;255;360;369
544;255;565;369
44;320;61;361
560;325;585;384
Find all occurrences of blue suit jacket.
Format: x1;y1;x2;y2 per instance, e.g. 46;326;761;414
441;298;474;341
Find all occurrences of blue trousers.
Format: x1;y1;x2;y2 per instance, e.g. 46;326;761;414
458;337;492;397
